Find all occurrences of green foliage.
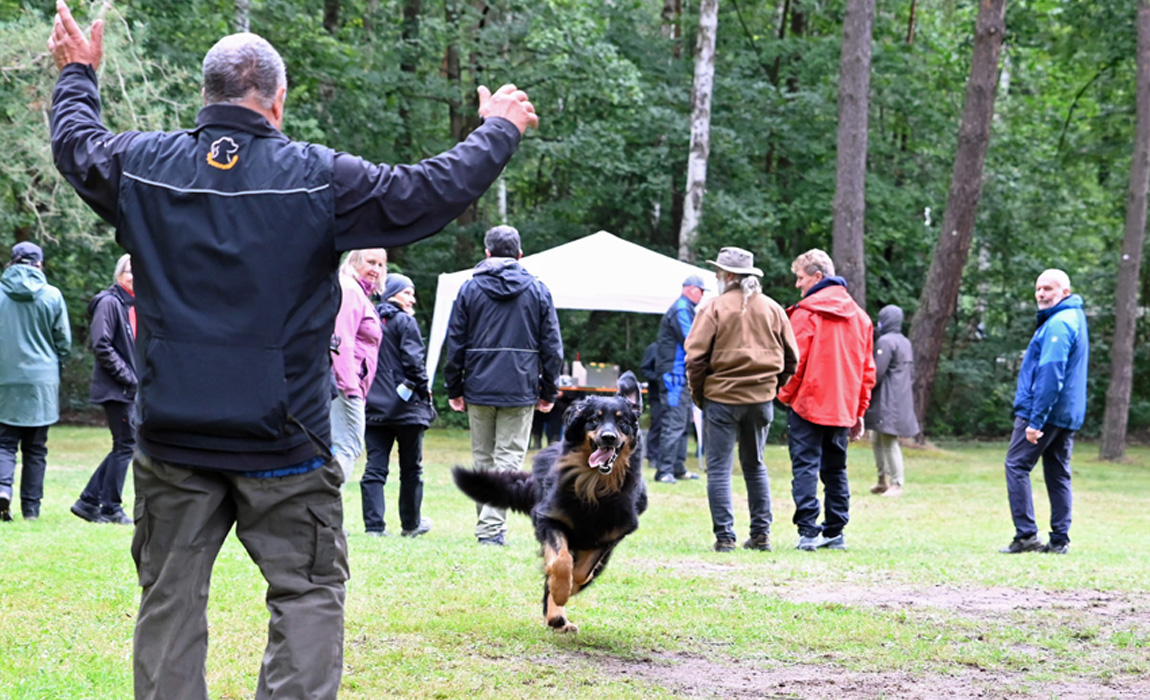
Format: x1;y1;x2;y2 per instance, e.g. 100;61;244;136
1;0;1146;437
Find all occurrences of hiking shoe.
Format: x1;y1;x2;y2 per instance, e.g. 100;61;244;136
71;499;106;523
478;534;507;546
817;533;846;550
101;508;134;525
743;533;771;552
1041;541;1070;555
796;534;821;551
713;538;736;553
677;471;701;481
1000;534;1044;554
401;517;433;538
655;474;677;484
0;492;12;522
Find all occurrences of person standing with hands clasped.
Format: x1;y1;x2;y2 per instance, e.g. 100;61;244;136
362;273;435;538
777;249;875;552
72;254;137;525
685;247;798;553
1000;269;1088;555
865;304;919;498
48;1;537;695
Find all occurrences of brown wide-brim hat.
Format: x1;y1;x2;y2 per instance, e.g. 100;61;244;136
706;246;763;276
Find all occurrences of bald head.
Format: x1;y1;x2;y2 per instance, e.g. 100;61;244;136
202;33;286;110
1035;269;1072;310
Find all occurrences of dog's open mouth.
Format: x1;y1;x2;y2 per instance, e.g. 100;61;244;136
588;445;622;474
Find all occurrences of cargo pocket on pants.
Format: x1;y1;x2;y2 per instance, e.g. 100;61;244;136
308;497;348;585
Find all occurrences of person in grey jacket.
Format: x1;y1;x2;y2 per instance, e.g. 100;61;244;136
0;242;72;522
864;305;920;498
72;254;136;525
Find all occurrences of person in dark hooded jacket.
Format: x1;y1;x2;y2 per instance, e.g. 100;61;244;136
444;225;563;546
864;304;920;498
72;254;137;525
361;274;435;537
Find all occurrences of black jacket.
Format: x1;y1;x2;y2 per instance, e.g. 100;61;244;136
365;302;435;427
88;283;137;404
444;258;563;407
51;63;519;471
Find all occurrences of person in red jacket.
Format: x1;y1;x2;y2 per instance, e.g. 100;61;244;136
777;249;875;552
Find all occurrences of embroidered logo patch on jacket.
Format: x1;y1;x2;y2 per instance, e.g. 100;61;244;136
207;137;240;170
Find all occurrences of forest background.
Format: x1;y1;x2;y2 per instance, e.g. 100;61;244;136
1;0;1146;441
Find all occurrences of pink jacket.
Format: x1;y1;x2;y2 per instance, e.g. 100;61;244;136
332;275;382;399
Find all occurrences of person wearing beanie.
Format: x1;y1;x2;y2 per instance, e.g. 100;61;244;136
0;242;72;522
362;273;434;537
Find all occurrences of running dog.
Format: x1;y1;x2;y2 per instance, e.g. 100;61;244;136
453;373;647;632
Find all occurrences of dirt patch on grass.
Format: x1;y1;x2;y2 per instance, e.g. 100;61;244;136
589;651;1149;699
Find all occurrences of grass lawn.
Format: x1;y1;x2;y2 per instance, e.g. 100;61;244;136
1;426;1148;699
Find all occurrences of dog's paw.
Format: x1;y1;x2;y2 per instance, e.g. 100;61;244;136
548;616;578;633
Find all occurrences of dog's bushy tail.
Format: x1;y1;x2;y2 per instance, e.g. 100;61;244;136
452;467;541;515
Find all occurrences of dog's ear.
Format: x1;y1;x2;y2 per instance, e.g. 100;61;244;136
616;370;642;415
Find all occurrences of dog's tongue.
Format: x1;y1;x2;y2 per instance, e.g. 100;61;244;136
589;448;613;467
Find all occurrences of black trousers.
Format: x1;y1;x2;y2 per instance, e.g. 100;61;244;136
81;401;136;512
0;422;49;518
787;410;850;538
361;424;425;533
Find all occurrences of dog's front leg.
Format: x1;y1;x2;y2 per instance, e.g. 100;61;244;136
542;530;576;631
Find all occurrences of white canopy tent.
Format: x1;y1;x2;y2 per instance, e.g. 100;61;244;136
425;230;718;384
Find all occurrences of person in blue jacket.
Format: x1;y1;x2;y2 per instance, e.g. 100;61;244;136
1000;269;1089;555
361;274;435;538
652;275;705;484
0;242;71;522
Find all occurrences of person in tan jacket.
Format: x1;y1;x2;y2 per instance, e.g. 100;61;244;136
685;247;799;553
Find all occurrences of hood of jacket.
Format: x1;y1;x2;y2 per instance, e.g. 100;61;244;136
376;300;404;321
1;264;47;302
1036;294;1084;328
877;305;904;336
794;278;858;320
471;258;534;300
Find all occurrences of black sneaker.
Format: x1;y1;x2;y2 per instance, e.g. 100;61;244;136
71;499;106;523
401;517;433;538
743;533;771;551
713;538;736;553
1041;541;1070;555
1000;535;1044;553
0;493;11;522
101;508;134;525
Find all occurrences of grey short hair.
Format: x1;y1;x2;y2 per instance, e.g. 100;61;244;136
113;254;131;284
202;33;287;109
484;225;521;258
792;249;835;278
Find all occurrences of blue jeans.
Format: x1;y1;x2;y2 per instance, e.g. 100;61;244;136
704;401;773;541
80;401;136;513
1004;416;1074;545
0;423;49;518
787;410;850;538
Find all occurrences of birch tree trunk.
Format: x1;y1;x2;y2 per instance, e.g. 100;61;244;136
1100;0;1150;461
831;0;875;307
678;0;719;263
234;0;250;33
908;0;1007;437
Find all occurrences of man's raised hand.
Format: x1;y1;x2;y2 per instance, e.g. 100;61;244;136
47;0;104;72
477;84;539;135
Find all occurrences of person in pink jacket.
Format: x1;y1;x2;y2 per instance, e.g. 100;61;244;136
330;249;386;483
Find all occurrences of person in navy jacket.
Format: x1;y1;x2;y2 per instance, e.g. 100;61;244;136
47;3;537;697
1000;269;1089;555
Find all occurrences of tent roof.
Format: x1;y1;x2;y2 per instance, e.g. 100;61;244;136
425;230;718;383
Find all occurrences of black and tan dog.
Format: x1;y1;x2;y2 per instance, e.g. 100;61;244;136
453;374;648;632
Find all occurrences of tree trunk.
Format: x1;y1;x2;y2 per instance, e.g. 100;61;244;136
662;0;683;58
907;0;917;45
397;0;422;156
234;0;250;33
324;0;341;35
908;0;1007;438
831;0;875;308
678;0;719;263
1100;0;1150;461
